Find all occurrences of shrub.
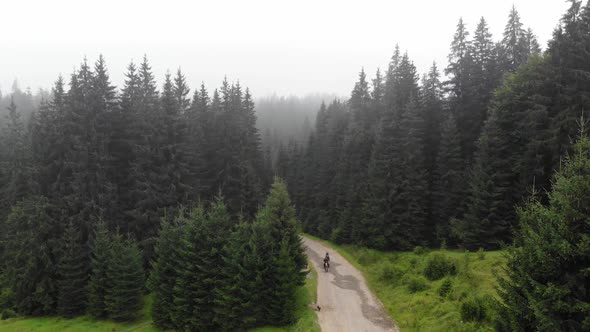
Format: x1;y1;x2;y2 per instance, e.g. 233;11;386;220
0;288;14;311
424;254;457;281
460;296;487;322
437;278;453;298
413;246;428;255
477;248;486;260
357;249;380;266
379;264;404;284
406;276;429;293
0;308;16;320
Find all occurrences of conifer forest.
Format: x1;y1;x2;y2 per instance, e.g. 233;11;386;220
1;1;590;331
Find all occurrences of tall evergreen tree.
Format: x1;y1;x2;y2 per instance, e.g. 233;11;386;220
104;233;144;321
432;115;464;243
148;212;187;329
496;127;590;331
1;98;31;213
87;221;111;318
57;221;87;317
501;6;530;72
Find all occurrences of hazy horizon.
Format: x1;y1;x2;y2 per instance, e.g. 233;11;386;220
1;0;569;98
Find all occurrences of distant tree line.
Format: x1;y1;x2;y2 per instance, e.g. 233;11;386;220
279;4;589;250
0;55;280;320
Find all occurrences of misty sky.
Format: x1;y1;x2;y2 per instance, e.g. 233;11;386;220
1;0;569;98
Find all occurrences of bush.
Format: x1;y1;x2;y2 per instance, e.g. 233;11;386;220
460;296;487;322
437;278;453;298
477;248;486;260
0;308;16;320
0;288;14;311
379;264;404;284
423;254;457;281
406;276;429;293
413;246;428;255
357;249;380;266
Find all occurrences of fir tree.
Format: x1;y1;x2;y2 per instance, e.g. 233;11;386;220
87;221;111;318
104;233;144;321
496;125;590;331
57;221;88;318
149;212;187;329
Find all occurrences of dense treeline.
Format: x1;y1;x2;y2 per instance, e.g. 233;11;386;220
0;55;272;319
280;3;589;250
149;178;305;331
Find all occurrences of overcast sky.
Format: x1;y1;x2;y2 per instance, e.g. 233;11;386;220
1;0;570;98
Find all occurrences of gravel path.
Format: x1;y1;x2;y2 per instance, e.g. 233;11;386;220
303;236;399;332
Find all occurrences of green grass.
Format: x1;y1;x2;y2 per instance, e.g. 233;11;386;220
0;294;156;332
0;268;319;332
305;234;506;332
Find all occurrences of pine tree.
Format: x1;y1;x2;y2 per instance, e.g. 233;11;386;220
216;222;260;330
172;199;232;330
1;97;31;213
266;237;299;325
496;126;590;331
57;221;88;317
104;233;144;321
501;6;530;71
87;220;111;318
0;197;60;316
257;177;306;280
148;213;186;329
431;115;464;242
446;18;479;161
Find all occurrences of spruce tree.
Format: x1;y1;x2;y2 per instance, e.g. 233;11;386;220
57;221;88;318
172;199;231;330
432;115;464;242
216;222;259;330
501;6;530;72
149;212;187;329
266;238;299;325
1;98;31;213
87;220;111;318
1;197;59;316
104;233;144;321
496;126;590;331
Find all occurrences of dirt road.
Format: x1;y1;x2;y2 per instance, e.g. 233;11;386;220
303;236;399;332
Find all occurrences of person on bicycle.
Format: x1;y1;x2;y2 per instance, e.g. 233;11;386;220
324;252;330;267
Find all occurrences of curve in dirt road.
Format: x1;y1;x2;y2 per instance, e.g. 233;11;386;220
303;236;399;332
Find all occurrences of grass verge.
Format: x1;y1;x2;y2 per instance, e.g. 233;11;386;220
304;234;505;332
0;295;156;332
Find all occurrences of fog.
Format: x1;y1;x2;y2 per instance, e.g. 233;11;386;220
1;0;568;97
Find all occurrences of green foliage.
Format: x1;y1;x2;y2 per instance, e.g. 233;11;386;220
87;221;111;318
0;197;59;316
148;213;186;329
496;129;590;331
379;264;405;284
104;234;144;322
57;222;87;318
460;296;488;322
476;248;486;261
0;309;16;320
413;246;428;255
423;254;457;281
405;276;428;293
437;278;453;298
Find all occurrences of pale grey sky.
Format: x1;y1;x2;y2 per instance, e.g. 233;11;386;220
0;0;570;98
